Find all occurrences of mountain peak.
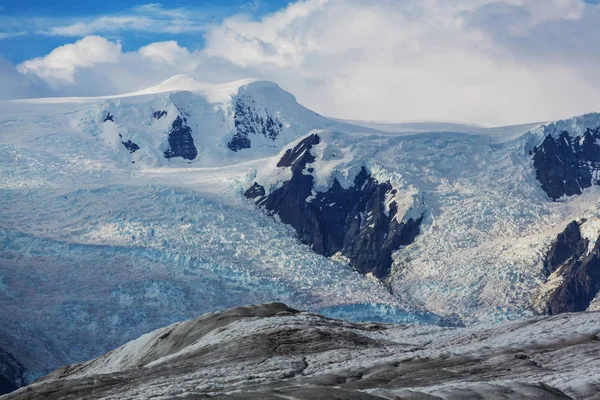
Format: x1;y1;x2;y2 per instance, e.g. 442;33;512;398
135;74;208;95
134;76;278;103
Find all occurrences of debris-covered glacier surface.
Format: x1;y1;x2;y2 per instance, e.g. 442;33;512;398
6;303;600;400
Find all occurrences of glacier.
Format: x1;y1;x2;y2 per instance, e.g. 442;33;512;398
2;75;600;383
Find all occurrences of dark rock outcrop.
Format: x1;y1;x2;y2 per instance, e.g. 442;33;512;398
245;134;422;279
276;133;320;169
543;221;588;275
153;111;167;120
0;348;25;395
542;221;600;314
121;140;139;153
227;96;283;152
163;116;197;160
103;112;114;123
532;127;600;200
227;131;252;152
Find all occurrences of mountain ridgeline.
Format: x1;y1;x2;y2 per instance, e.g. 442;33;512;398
90;79;354;167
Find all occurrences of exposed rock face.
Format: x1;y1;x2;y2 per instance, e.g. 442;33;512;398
163;116;197;160
541;221;600;314
6;302;599;400
103;112;114;123
0;348;25;395
227;131;252;152
120;140;139;153
543;221;589;275
227;96;283;152
152;110;167;120
245;134;423;279
532;127;600;200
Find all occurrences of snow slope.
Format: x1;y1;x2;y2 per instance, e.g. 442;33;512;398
6;75;372;168
2;75;600;384
5;303;600;400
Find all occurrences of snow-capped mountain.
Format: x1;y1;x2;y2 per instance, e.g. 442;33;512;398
2;75;600;391
5;303;599;399
0;76;428;385
4;75;369;169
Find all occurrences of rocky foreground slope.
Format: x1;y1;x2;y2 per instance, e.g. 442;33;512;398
4;303;599;400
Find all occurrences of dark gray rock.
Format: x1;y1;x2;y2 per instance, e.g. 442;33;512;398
227;96;283;152
121;140;139;153
163;116;197;160
244;182;265;199
245;134;422;279
103;112;114;123
0;348;25;395
276;133;320;169
532;127;600;200
544;221;589;275
542;221;600;314
227;131;252;152
153;110;167;120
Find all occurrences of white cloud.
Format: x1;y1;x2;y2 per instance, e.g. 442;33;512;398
9;0;600;125
42;17;154;36
0;31;26;40
13;37;243;96
39;3;208;36
132;3;163;13
201;0;600;125
18;36;122;82
139;41;196;66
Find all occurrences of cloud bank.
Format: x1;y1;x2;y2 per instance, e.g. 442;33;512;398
9;0;600;125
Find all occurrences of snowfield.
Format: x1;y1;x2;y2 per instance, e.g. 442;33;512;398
2;76;600;381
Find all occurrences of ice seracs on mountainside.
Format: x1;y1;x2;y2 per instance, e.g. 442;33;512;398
3;75;600;393
245;133;424;279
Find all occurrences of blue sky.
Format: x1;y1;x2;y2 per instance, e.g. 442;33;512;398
0;0;291;63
